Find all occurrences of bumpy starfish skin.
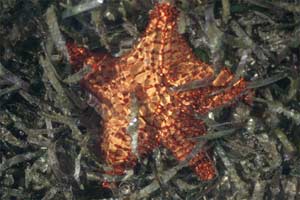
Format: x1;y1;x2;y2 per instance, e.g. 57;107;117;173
67;3;249;180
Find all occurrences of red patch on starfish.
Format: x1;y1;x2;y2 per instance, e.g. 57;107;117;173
66;3;250;181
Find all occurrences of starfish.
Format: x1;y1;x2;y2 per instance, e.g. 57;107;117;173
66;3;250;180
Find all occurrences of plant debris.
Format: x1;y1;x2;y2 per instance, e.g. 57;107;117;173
1;0;300;199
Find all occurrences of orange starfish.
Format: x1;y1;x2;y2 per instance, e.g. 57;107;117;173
67;3;249;180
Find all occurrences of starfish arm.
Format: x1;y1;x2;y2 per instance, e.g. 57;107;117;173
66;42;91;69
100;102;159;173
212;67;234;87
99;91;137;173
176;68;248;115
101;120;137;174
121;3;214;88
66;41;108;71
160;131;216;180
189;151;216;180
137;115;159;156
165;61;215;90
66;41;119;101
200;75;248;114
157;105;216;180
